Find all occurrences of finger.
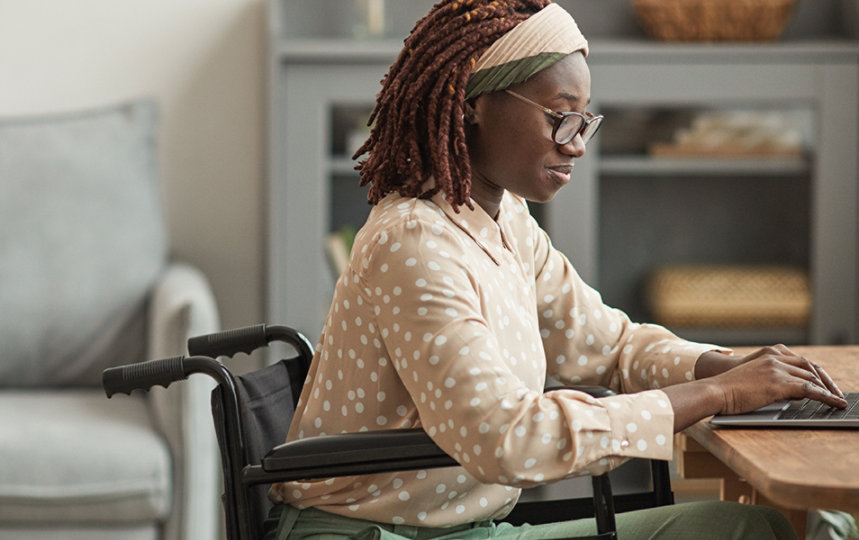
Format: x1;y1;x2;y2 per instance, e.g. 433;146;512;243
771;344;797;358
812;363;845;398
779;362;833;397
798;379;848;409
777;356;827;387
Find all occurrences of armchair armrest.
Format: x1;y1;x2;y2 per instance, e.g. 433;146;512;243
146;263;221;540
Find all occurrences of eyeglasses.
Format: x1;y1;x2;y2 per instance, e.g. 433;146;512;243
504;89;603;145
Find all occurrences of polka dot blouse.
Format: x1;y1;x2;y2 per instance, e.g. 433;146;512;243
268;189;717;527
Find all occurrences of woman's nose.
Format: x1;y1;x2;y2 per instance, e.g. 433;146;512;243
558;133;587;158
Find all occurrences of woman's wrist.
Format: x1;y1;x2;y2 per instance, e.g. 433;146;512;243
663;379;727;431
693;350;740;379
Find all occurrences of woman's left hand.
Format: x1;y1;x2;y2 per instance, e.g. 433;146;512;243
695;345;844;399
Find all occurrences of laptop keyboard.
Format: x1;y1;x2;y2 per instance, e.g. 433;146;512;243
778;392;859;420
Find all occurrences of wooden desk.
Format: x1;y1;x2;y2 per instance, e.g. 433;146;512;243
677;346;859;537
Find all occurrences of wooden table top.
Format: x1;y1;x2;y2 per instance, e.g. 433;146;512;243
684;346;859;512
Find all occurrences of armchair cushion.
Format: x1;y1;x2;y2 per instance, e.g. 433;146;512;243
0;390;172;524
0;100;167;386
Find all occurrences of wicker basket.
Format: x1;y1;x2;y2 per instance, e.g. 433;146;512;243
632;0;796;42
645;265;810;328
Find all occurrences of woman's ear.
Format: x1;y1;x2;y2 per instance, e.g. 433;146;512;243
463;100;478;124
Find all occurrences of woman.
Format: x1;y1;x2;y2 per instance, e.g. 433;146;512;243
265;1;845;538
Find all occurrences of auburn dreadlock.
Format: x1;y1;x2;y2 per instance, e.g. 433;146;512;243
354;0;551;210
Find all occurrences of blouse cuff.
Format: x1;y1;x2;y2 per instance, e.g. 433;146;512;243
599;389;674;462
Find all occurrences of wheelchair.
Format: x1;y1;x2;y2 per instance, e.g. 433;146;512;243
103;324;675;540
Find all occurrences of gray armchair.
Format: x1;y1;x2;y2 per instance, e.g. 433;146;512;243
0;101;220;539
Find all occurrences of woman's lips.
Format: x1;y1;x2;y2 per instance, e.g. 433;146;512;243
547;164;573;185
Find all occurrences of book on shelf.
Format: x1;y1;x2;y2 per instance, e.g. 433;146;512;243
325;225;357;279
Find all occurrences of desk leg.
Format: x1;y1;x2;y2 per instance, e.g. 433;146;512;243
676;434;807;540
752;491;808;538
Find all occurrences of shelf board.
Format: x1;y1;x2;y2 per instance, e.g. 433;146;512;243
332;155;811;177
330;156;361;176
275;38;401;63
274;38;859;64
600;155;810;176
668;326;808;346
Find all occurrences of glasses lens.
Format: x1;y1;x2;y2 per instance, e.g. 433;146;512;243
555;115;585;145
580;117;602;144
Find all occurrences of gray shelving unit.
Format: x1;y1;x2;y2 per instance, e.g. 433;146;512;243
267;0;859;347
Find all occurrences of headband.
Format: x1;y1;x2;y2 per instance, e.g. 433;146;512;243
465;3;589;100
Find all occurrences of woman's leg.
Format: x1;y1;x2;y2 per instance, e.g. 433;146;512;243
263;501;799;540
489;501;799;540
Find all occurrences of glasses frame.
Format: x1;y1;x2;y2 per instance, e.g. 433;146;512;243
504;89;603;145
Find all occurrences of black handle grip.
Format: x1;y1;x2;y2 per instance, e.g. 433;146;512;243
102;356;187;398
187;324;267;358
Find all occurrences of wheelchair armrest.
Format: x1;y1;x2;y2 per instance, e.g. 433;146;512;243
545;385;616;398
262;428;458;481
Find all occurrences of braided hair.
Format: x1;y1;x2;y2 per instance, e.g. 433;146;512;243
355;0;551;210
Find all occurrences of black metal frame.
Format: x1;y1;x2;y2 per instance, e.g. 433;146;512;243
104;324;675;540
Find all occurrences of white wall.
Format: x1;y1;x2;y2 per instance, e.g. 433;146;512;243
0;0;266;357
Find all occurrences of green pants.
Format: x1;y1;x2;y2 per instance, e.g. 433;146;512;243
263;501;797;540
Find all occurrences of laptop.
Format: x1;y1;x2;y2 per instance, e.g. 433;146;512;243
710;392;859;428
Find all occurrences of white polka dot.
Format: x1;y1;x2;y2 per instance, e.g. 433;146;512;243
637;439;648;451
398;491;410;501
405;257;417;266
656;434;667;446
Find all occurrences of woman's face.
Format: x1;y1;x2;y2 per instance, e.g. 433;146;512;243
466;52;591;216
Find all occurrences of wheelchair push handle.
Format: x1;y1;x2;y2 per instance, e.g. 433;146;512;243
187;324;314;365
102;356;187;398
187;324;268;358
